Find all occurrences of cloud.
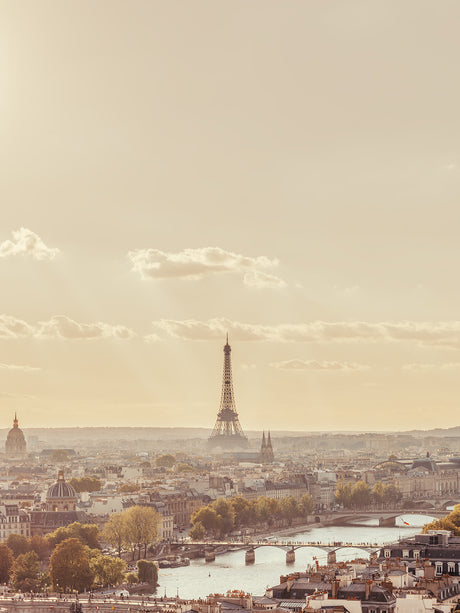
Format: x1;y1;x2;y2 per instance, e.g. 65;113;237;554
403;362;460;372
0;363;41;372
37;316;136;340
243;270;286;289
0;314;135;340
149;317;460;349
128;246;285;287
0;228;59;260
270;359;368;371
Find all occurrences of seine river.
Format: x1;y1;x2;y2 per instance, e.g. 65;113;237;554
156;515;435;600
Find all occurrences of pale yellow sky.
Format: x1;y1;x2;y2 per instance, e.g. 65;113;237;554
1;1;460;431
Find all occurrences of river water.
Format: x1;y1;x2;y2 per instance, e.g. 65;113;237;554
156;514;435;600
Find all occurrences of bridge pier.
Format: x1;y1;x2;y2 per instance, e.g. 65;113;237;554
205;548;215;562
286;548;295;564
379;516;396;527
327;550;336;565
245;547;255;564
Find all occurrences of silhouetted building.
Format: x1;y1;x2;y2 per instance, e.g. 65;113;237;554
260;431;274;463
5;413;27;459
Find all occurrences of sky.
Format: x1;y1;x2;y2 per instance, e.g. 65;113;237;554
1;1;460;432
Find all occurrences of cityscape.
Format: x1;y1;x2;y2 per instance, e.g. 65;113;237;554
1;2;460;613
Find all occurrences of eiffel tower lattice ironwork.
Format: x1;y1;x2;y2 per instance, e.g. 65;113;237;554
208;335;248;448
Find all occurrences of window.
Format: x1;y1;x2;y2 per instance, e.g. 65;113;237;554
384;549;391;558
448;562;455;573
402;550;409;558
436;564;443;575
414;550;420;560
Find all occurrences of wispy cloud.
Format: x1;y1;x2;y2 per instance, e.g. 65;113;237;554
0;363;41;372
0;228;59;260
403;362;460;371
149;317;460;349
270;359;368;371
0;314;135;340
128;246;285;287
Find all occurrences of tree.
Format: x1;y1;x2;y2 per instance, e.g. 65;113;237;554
11;551;41;592
117;483;140;494
6;534;31;557
124;506;160;559
46;522;100;550
137;560;158;585
212;498;235;535
351;481;371;509
300;493;314;516
372;482;386;507
423;518;460;536
279;497;299;525
154;454;175;468
49;538;94;592
191;506;221;536
126;572;138;584
335;479;353;508
0;544;14;584
189;521;206;541
49;449;70;463
230;496;255;527
102;512;127;556
30;535;50;561
254;497;272;523
69;477;102;493
383;484;402;506
90;553;126;588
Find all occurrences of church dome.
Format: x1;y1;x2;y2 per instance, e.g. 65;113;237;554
5;413;27;458
47;470;77;499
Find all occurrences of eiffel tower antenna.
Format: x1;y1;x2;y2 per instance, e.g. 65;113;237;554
208;336;248;449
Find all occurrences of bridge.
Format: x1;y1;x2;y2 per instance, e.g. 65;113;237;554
319;509;446;527
180;539;382;565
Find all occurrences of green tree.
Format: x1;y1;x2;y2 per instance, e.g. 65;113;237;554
11;551;41;592
383;484;402;506
212;498;235;536
69;477;102;493
90;552;126;588
300;493;314;516
335;479;353;508
124;506;160;559
230;496;255;527
351;481;371;509
117;483;140;494
136;559;158;585
423;517;460;536
254;497;272;523
191;506;221;535
49;538;94;593
372;482;386;507
0;544;14;583
189;521;206;541
30;534;50;561
126;572;138;584
46;522;100;550
102;512;127;557
279;496;299;524
154;454;175;468
6;534;31;557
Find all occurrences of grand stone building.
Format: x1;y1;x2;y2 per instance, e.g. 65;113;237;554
5;413;27;459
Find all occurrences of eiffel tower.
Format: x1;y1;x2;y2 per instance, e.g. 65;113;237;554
208;335;249;449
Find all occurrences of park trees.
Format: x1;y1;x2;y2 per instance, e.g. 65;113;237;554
154;454;175;468
351;481;371;509
6;534;31;557
335;479;353;508
90;553;126;588
124;506;160;559
46;522;100;550
300;493;314;516
137;559;158;585
11;551;41;592
30;535;50;561
102;512;128;556
49;538;94;593
0;544;14;584
189;521;206;541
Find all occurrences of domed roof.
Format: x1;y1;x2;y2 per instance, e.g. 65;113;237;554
47;470;76;499
5;413;27;454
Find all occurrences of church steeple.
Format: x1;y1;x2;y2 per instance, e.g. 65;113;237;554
13;412;18;428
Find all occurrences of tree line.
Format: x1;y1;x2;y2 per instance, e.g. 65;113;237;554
189;494;314;540
335;479;402;509
423;504;460;536
0;505;160;593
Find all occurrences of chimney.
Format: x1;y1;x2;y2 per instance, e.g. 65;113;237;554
365;580;373;600
331;579;339;599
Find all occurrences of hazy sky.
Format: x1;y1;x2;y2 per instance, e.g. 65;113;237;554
1;1;460;432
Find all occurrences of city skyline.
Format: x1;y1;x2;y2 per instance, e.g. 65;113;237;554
1;1;460;431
